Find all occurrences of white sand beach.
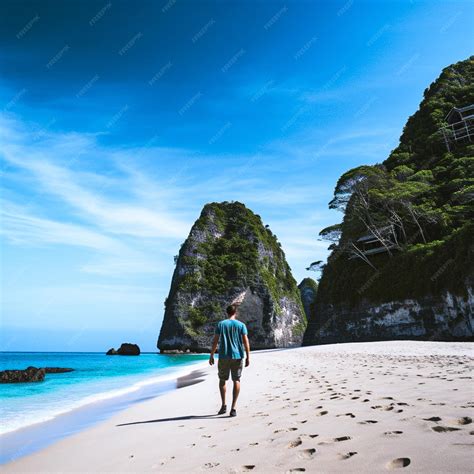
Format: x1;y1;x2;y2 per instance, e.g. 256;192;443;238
4;341;474;473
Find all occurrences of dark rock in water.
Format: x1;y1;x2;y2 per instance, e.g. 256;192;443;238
298;278;318;320
106;343;140;355
0;366;46;383
118;343;140;355
157;201;306;353
43;367;74;373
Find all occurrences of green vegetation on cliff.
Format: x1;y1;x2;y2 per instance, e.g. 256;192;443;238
315;56;474;306
178;202;301;306
299;277;319;293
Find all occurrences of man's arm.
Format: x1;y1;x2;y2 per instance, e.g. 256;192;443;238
243;334;250;367
209;334;219;365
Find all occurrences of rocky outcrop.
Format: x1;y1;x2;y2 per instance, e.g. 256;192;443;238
0;366;75;383
44;367;74;373
298;278;318;320
106;343;140;355
0;366;45;383
157;201;306;353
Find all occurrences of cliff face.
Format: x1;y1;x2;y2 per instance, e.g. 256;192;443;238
158;202;306;352
303;57;474;345
304;286;473;344
298;278;318;320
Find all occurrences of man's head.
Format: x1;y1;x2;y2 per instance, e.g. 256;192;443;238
226;304;237;317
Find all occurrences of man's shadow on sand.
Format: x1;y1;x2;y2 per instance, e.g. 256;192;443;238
117;368;240;426
117;414;227;426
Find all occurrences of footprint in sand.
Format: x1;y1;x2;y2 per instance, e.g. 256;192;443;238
242;465;255;471
339;451;357;460
387;457;411;469
288;438;303;448
204;462;220;469
423;417;441;422
316;410;328;416
298;448;316;459
358;420;378;424
432;426;461;433
455;417;472;425
286;469;306;473
320;436;351;445
384;431;403;436
337;413;355;418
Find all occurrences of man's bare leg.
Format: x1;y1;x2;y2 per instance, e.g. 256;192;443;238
219;379;226;407
231;380;240;410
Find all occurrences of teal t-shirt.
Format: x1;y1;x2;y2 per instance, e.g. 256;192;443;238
214;319;248;359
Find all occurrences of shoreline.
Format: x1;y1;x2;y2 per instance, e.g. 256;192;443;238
3;340;473;473
0;359;208;464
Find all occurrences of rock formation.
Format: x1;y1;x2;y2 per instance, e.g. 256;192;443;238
303;57;474;345
0;366;45;383
158;201;306;352
106;343;140;355
0;366;75;383
298;278;318;320
44;367;74;373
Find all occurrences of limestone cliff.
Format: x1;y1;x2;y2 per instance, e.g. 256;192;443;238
157;202;306;352
298;278;318;320
303;57;474;345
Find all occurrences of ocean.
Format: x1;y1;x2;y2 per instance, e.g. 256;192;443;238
0;351;208;463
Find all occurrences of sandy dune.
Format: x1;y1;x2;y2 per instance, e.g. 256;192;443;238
4;341;473;473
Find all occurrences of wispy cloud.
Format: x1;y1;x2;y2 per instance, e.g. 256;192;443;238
0;115;197;275
0;112;373;280
1;200;124;252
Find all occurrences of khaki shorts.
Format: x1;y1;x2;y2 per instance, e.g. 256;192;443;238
218;358;243;381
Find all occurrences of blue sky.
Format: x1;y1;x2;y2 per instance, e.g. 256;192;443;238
1;0;473;351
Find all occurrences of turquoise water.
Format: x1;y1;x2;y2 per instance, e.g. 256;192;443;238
0;352;208;436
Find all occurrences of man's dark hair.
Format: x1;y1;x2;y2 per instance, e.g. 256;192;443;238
226;304;237;316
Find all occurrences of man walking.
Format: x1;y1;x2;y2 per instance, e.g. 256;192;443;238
209;304;250;417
